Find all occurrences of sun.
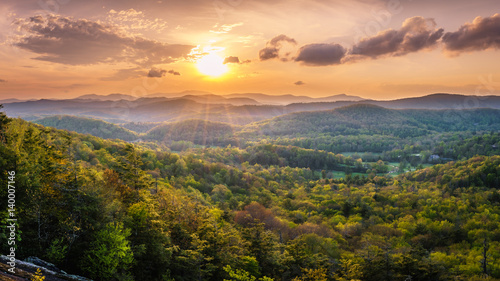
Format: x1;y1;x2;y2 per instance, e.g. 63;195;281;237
196;53;228;77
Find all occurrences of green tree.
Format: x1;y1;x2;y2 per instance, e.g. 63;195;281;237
119;144;151;191
81;223;134;281
0;104;10;143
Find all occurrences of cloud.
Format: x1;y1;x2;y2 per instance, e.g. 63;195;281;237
349;16;444;59
168;70;181;75
221;56;251;64
260;17;442;66
269;34;297;46
223;56;240;64
295;43;346;66
147;67;180;77
210;23;243;34
0;79;6;82
442;14;500;54
294;81;305;86
259;34;297;61
257;16;500;67
148;68;167;77
259;47;280;60
107;9;169;34
13;15;194;66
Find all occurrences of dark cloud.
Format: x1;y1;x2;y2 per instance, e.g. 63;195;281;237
259;47;279;60
147;67;180;77
29;15;44;23
261;17;442;67
223;56;240;64
222;56;251;64
0;79;6;82
295;43;346;66
13;15;194;66
349;16;443;59
269;34;297;46
168;70;181;75
148;68;167;77
259;34;297;61
294;81;305;86
442;14;500;54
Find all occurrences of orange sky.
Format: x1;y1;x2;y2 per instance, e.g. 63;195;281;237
0;0;499;100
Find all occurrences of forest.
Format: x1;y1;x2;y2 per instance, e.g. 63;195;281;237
1;104;500;281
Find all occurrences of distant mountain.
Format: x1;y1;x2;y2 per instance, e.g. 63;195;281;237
226;93;365;105
225;98;262;106
76;93;138;101
149;91;365;105
23;103;500;146
4;93;500;126
0;98;36;104
315;94;367;103
375;93;500;109
179;94;261;105
147;90;214;98
143;119;239;146
33;115;139;141
241;104;500;139
284;93;500;112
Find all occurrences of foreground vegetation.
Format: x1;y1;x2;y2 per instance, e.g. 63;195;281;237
1;105;500;280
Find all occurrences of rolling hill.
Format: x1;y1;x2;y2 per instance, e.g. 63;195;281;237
240;104;500;138
226;93;366;105
143;119;240;146
33;115;139;141
3;93;500;127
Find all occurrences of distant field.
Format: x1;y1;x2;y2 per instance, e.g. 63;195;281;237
340;152;382;157
328;170;385;179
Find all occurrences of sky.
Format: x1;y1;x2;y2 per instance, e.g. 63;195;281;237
0;0;499;100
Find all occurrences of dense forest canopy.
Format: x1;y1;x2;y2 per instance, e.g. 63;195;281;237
1;103;500;281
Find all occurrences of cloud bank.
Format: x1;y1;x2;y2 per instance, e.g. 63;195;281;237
349;17;444;59
259;34;297;61
262;14;500;67
147;68;180;77
223;56;240;64
295;43;346;66
442;13;500;54
14;15;194;66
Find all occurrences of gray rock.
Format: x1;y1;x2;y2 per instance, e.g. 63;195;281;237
24;256;62;273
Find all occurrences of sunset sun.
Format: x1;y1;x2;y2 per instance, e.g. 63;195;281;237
196;53;228;77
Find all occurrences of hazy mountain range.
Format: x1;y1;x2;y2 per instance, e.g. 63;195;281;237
30;103;500;146
1;91;365;104
3;93;500;126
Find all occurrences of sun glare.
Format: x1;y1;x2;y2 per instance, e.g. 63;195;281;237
196;54;228;77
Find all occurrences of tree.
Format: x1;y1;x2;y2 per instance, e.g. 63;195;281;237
292;268;328;281
119;144;151;191
223;265;274;281
81;223;134;281
0;104;10;143
242;221;280;278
